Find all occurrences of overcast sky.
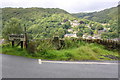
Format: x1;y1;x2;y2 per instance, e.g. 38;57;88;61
1;0;119;13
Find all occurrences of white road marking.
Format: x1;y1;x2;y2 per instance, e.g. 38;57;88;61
38;59;118;65
38;59;42;64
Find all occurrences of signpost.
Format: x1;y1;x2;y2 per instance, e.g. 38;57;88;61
24;27;28;49
9;34;25;41
9;34;25;48
8;25;28;49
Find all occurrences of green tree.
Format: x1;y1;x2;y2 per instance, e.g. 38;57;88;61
77;31;83;37
63;21;71;29
3;18;23;40
96;24;103;30
84;28;93;35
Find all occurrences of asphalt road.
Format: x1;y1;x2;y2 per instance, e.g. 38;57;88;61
1;54;118;78
0;39;3;79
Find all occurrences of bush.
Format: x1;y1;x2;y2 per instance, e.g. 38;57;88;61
2;43;11;48
64;52;74;61
44;51;57;59
27;41;36;54
2;38;119;61
63;38;86;49
37;39;54;52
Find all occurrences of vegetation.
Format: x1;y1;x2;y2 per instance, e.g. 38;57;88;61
2;8;75;39
2;39;119;60
1;6;119;61
72;6;119;23
2;7;119;39
72;6;119;39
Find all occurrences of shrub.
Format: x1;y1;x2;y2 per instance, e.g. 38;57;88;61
37;39;54;52
63;38;86;49
27;41;36;54
64;52;74;60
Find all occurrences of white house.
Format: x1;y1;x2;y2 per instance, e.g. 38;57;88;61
92;34;101;39
70;20;80;27
67;29;73;32
82;34;101;39
82;34;92;39
64;34;77;38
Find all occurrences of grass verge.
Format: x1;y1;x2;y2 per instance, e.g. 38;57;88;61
2;42;119;61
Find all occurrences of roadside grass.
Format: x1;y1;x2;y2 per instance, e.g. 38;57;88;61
2;42;119;61
44;44;119;61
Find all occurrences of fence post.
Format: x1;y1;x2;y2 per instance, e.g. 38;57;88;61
21;41;23;48
52;37;61;50
12;41;14;47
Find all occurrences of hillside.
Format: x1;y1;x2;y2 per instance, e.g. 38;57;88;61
2;7;70;21
1;7;119;61
2;7;118;40
72;6;119;23
2;8;75;39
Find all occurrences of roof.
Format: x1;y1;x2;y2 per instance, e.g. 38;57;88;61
64;34;76;36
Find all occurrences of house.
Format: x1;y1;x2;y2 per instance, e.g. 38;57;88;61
67;29;73;32
86;36;93;39
71;23;80;27
82;34;92;39
101;23;110;26
82;34;101;39
64;34;77;38
92;34;101;39
70;20;80;27
73;31;78;34
98;30;106;34
104;28;110;31
73;20;79;23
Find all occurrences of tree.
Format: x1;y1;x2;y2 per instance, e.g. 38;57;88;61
77;31;83;37
3;18;23;40
57;28;65;38
77;24;85;29
84;28;93;35
96;24;103;30
63;21;71;29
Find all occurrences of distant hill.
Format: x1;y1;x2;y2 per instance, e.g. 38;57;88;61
2;7;76;39
72;6;119;23
2;7;72;22
2;7;118;39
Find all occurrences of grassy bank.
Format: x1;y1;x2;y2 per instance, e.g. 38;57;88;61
2;40;119;61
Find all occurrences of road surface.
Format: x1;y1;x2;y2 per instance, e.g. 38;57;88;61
0;39;4;79
1;54;118;78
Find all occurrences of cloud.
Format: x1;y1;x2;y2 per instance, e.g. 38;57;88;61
68;1;119;13
1;0;119;13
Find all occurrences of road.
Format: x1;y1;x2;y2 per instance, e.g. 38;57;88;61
1;54;118;78
0;39;4;79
